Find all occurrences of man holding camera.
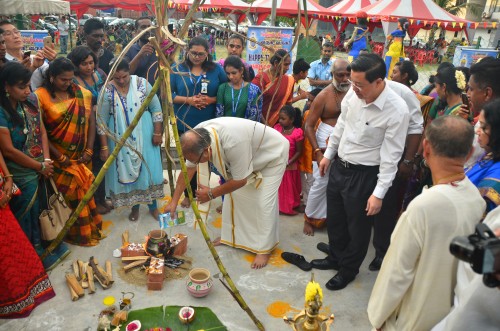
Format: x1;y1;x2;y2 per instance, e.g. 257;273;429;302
367;116;486;331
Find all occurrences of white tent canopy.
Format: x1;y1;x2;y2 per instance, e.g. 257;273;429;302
0;0;70;15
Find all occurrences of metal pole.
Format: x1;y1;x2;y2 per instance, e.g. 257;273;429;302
271;0;277;26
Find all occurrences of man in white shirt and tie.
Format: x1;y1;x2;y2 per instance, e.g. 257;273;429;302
313;54;410;290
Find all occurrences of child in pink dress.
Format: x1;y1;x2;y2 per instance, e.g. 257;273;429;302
274;106;304;215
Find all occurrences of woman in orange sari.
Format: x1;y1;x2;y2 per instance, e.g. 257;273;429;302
35;58;104;246
252;49;294;127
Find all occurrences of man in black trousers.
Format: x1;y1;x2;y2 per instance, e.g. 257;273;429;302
313;54;410;290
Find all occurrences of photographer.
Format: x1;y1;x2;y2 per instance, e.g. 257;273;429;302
432;206;500;331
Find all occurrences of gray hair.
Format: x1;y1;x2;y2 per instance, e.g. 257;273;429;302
180;128;211;156
425;116;474;159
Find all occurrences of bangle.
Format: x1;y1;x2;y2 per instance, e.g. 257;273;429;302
314;148;322;154
207;188;215;201
44;158;52;162
40;162;46;171
84;148;93;156
153;133;163;136
57;154;66;162
100;146;108;151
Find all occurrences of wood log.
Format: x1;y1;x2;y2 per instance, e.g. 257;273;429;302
122;230;129;246
89;256;111;288
65;273;84;297
72;260;80;280
123;259;146;272
78;260;88;288
121;256;149;262
96;265;112;285
87;267;96;294
66;279;79;301
106;260;113;283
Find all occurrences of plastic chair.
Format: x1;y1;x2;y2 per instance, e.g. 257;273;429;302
416;51;426;66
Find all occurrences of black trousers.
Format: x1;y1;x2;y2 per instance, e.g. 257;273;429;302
326;160;379;278
372;174;409;258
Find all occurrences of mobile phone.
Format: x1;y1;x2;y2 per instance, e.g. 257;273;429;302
461;92;470;108
43;36;52;47
23;51;31;59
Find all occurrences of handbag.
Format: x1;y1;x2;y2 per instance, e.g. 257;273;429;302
39;178;72;241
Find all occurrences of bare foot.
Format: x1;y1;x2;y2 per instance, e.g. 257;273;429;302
216;205;223;214
251;254;270;269
303;221;315;236
180;197;190;208
294;204;306;213
128;209;139;222
149;209;159;221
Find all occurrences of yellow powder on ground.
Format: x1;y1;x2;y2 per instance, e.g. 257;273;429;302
243;248;287;267
211;216;222;229
291;245;302;253
101;220;114;236
267;301;292;318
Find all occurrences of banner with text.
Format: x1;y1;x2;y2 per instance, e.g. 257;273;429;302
21;30;49;51
246;26;295;75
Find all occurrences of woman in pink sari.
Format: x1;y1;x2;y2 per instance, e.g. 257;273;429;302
252;49;294;127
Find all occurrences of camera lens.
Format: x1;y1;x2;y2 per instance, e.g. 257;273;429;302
450;236;475;263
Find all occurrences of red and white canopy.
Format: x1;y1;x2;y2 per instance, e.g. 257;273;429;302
168;0;250;13
361;0;470;25
250;0;333;21
328;0;376;17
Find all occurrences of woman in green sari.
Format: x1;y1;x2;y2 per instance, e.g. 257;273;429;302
0;62;70;270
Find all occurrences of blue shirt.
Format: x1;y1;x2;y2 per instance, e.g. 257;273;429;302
170;62;227;132
125;42;158;86
307;59;333;89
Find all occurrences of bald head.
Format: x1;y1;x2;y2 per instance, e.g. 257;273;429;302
180;128;211;157
425;116;474;159
332;58;349;73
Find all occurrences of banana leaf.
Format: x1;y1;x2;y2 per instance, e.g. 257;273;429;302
124;306;227;331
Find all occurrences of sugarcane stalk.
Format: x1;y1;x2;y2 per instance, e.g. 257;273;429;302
162;62;265;331
41;76;162;260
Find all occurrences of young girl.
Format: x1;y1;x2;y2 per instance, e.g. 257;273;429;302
275;106;304;215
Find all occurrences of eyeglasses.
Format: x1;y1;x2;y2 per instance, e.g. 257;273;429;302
189;51;207;58
193;148;207;165
3;29;21;37
347;79;365;91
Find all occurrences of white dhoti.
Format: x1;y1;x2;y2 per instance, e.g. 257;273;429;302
304;122;334;224
220;166;285;253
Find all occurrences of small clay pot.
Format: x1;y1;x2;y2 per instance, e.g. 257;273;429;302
186;268;213;298
146;230;169;257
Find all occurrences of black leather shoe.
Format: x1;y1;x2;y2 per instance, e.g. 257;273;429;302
316;242;329;255
310;258;339;270
325;273;355;291
369;256;384;271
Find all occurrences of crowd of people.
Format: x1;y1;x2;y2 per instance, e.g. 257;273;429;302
0;15;499;329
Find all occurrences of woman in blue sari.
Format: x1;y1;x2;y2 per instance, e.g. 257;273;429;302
68;45;111;214
98;58;164;222
466;99;500;213
0;62;69;270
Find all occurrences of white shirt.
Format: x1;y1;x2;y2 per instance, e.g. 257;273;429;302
323;83;409;199
386;80;424;135
58;21;69;36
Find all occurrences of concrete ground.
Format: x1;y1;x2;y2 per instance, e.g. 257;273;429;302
0;170;379;331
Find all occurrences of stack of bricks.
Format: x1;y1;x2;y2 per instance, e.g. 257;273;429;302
121;243;146;257
147;257;164;291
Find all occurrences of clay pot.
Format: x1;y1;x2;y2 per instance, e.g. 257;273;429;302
146;230;169;257
186;268;213;298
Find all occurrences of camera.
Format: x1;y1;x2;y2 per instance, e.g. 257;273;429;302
450;223;500;287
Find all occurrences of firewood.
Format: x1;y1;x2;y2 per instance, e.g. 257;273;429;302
96;265;112;284
72;260;80;280
123;259;146;272
66;280;79;301
94;274;109;289
89;256;111;287
106;260;113;283
121;256;149;262
122;230;129;245
78;260;88;288
65;273;84;297
87;267;95;294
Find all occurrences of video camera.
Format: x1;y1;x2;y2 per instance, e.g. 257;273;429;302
450;223;500;288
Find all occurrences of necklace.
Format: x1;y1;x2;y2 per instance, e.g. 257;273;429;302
282;126;294;134
331;84;341;112
435;172;465;185
55;92;69;103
